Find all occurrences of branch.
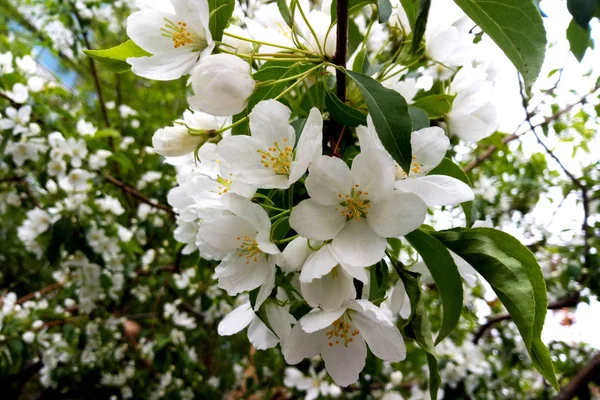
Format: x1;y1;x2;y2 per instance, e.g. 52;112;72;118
16;281;64;304
104;173;174;217
473;292;580;344
334;0;349;103
554;353;600;400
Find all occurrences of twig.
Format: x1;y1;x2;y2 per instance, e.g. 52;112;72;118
104;173;174;216
473;292;580;343
16;281;64;304
554;353;600;400
334;0;349;103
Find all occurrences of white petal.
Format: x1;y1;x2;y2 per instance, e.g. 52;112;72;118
301;267;355;311
410;127;449;176
290;200;346;241
447;112;495;142
254;258;276;310
276;237;316;273
450;251;478;287
356;115;385;151
218;302;254;335
332;219;387;267
350;149;396;203
395;175;474;206
127;52;199;81
250;99;295;147
300;307;347;333
300;244;339;283
289;107;323;184
247;317;279;349
305;156;353;205
367;191;427;237
349;303;406;362
215;253;270;295
282;323;322;364
197;213;256;254
127;10;181;54
265;302;296;344
226;193;271;236
390;278;408;317
321;331;367;387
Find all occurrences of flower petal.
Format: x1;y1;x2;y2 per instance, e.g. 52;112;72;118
197;213;256;254
254;258;276;310
290;199;346;241
350;148;396;203
300;307;347;333
217;302;254;335
410;127;449;176
332;219;387;267
301;266;355;311
321;331;367;387
395;175;474;206
289;107;323;184
300;244;338;283
282;323;322;364
367;191;426;238
276;237;316;273
390;278;411;320
305;156;353;205
215;253;270;295
250;99;296;147
247;316;279;349
128;52;199;81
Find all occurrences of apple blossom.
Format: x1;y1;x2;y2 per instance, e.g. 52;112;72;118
188;54;256;116
126;0;213;80
290;149;426;266
217;100;323;189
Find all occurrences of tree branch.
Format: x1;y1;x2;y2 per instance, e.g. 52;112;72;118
334;0;349;103
473;292;580;344
554;353;600;400
104;173;174;217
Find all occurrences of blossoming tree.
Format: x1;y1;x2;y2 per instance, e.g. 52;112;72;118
1;0;600;398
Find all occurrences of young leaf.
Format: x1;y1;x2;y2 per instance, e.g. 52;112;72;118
347;70;413;173
428;157;474;226
452;0;547;89
405;228;463;344
412;0;431;53
208;0;235;42
433;227;559;389
326;89;368;127
412;94;454;119
566;18;592;62
408;106;430;130
378;0;393;23
83;40;150;73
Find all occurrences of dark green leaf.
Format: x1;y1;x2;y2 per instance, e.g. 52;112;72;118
567;18;592;62
567;0;596;28
347;70;413;173
397;268;421;325
452;0;547;89
399;0;417;29
433;227;559;389
408;106;430;130
331;0;376;23
352;48;369;73
405;228;463;344
83;40;150;73
326;89;368;127
208;0;235;42
47;218;74;265
412;0;431;53
378;0;393;22
429;157;474;226
412;94;454;118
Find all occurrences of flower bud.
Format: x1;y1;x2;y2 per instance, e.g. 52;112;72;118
152;125;205;157
22;331;35;343
188;54;255;116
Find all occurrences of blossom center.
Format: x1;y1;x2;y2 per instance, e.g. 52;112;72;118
161;19;205;49
335;184;370;221
326;316;360;347
236;235;261;264
215;175;232;196
396;155;425;179
258;139;293;175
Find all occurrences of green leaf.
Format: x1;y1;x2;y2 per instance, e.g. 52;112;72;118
399;0;417;29
277;0;294;27
433;227;559;389
405;228;463;344
83;40;150;73
378;0;393;22
567;0;596;28
326;89;368;127
567;18;592;62
352;47;370;73
429;157;474;226
412;0;431;53
347;70;413;173
452;0;547;89
408;106;430;130
404;287;441;400
412;94;454;119
208;0;235;42
397;268;421;325
330;0;376;23
47;218;74;265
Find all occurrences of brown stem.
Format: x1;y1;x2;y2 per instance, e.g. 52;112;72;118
104;173;174;216
16;282;64;304
334;0;349;103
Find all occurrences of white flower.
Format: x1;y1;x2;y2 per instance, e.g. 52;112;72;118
0;106;32;135
221;26;254;55
16;55;37;75
66;138;88;168
217;100;323;189
4;83;29;104
196;194;280;308
126;0;214;80
58;169;92;192
28;77;45;93
290;149;426;267
284;366;341;400
282;300;406;386
0;51;14;75
188;54;256;116
357;116;474;207
22;331;36;344
447;80;497;142
302;10;337;57
218;299;295;349
390;277;411;320
77;119;97;136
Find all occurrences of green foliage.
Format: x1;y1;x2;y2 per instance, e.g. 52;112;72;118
412;0;432;53
452;0;547;89
567;18;592;62
208;0;235;42
83;40;150;73
567;0;597;27
326;88;368;127
378;0;393;22
412;94;454;119
347;70;413;173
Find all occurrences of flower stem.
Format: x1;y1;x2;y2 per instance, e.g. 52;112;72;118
276;235;299;245
222;31;314;55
